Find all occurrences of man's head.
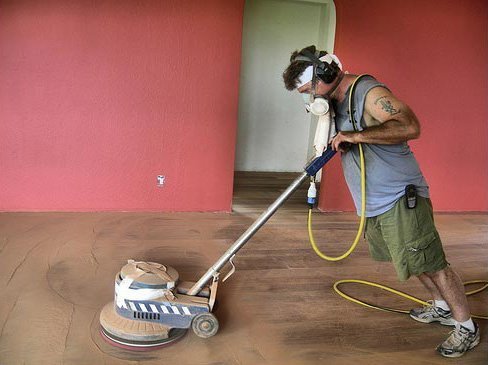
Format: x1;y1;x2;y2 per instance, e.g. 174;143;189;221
282;45;343;98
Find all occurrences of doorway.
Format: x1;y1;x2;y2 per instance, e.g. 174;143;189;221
234;0;336;172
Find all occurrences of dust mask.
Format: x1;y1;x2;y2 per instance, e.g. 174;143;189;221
302;94;329;116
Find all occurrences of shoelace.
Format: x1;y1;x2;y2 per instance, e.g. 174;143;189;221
446;327;472;347
422;301;452;317
422;301;438;314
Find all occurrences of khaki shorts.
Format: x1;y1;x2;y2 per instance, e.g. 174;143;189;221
365;195;448;281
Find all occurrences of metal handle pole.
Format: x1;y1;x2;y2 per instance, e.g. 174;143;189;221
187;172;309;295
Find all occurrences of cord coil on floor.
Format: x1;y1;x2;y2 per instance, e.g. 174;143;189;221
332;279;488;320
308;208;488;319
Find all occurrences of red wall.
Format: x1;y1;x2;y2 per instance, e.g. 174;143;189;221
2;1;486;213
0;0;244;212
319;0;488;212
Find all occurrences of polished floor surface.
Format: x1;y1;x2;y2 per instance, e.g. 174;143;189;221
0;172;487;364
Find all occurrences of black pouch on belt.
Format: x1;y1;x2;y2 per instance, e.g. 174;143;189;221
405;184;417;209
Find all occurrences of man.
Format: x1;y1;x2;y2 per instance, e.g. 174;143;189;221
282;45;479;358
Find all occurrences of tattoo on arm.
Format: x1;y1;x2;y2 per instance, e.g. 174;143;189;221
374;95;401;116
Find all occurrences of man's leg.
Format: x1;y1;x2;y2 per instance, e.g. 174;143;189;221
375;196;479;357
423;266;480;358
417;272;445;302
423;266;470;321
410;272;455;326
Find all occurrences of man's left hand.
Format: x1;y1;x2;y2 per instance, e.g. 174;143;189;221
331;131;358;152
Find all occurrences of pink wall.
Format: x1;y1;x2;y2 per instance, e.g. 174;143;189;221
2;1;486;212
319;0;488;212
0;0;244;212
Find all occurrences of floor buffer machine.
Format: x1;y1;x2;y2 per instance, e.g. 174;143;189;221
100;112;337;350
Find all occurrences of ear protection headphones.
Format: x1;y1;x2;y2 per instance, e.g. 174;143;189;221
294;50;340;84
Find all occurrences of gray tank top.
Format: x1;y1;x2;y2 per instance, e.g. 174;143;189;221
333;75;429;217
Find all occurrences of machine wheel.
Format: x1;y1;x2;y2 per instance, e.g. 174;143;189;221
191;313;219;338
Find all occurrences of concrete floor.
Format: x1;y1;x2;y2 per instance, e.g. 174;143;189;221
0;173;487;364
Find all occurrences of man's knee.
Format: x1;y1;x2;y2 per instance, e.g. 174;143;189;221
421;266;449;279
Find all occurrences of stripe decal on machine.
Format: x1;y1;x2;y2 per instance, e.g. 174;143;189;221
149;304;158;313
139;303;148;313
125;301;194;316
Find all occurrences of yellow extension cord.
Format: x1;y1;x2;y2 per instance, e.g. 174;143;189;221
307;75;488;320
307;175;488;320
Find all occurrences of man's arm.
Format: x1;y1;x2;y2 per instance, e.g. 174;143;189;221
331;86;420;151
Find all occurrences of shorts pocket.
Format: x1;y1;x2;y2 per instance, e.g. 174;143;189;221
405;231;439;269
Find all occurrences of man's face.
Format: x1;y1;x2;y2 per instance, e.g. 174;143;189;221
297;79;331;115
297;80;329;98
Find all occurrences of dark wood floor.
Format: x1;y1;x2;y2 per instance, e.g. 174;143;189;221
0;172;487;364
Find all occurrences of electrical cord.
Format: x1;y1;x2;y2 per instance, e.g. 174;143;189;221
332;279;488;320
307;74;367;261
306;145;365;261
308;175;488;320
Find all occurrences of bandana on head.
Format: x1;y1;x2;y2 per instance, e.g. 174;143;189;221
296;54;343;88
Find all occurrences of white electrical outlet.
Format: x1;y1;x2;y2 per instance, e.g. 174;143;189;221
157;175;165;187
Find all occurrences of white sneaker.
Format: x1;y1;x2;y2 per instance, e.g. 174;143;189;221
409;301;455;326
437;322;480;358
